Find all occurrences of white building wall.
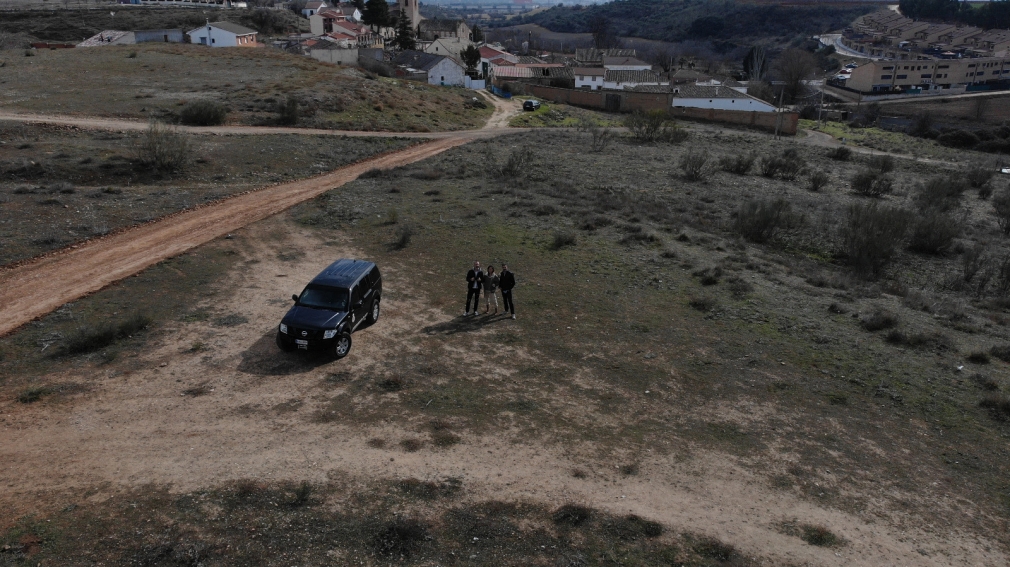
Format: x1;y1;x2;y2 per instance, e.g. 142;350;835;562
575;75;603;89
428;58;467;86
671;97;776;112
188;28;239;47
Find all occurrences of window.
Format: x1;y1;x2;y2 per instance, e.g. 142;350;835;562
881;74;892;79
897;74;907;79
938;65;949;69
921;74;932;78
882;66;894;70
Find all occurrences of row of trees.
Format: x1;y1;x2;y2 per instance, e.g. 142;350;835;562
898;0;1010;30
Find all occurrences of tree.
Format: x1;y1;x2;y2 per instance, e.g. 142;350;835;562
461;44;481;76
773;48;817;104
588;14;618;49
742;46;767;81
351;0;364;10
392;8;415;50
362;0;390;31
471;24;483;43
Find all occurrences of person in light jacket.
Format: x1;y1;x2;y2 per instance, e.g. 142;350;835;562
482;265;500;315
464;261;484;316
499;263;516;319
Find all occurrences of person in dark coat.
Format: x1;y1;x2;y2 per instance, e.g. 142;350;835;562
465;261;484;316
499;263;516;319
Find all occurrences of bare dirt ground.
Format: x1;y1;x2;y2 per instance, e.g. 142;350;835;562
2;216;1003;567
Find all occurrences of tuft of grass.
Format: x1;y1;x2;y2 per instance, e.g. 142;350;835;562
692;537;738;561
291;481;312;507
549;230;577;251
826;146;852;161
571;468;588;479
391;225;413;251
431;430;461;447
689;295;717;312
400;438;423;452
979;393;1010;421
398;477;462;499
410;168;444;180
378;375;406;392
17;387;51;404
178;100;228;126
971;373;1000;391
967;351;991;364
619;462;639;475
58;313;152;356
801;524;841;547
552;503;592;527
861;309;898;332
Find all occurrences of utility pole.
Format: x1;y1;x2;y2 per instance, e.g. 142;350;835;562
774;86;785;139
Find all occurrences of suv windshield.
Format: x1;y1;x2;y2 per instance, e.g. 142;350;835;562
297;285;350;311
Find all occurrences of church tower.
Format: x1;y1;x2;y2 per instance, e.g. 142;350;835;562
397;0;420;30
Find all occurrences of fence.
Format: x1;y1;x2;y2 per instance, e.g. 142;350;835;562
519;84;798;135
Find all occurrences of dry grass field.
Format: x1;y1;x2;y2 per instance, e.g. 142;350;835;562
3;124;1010;564
0;43;492;131
0;120;415;266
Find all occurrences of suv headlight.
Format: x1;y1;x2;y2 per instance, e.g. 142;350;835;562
279;323;288;334
323;329;337;339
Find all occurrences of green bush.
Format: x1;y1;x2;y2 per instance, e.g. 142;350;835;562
807;170;829;192
965;162;996;189
937;129;979;149
914;175;966;211
826;146;851;161
993;189;1010;235
277;95;299;126
867;154;894;174
757;150;804;180
178;100;228;126
840;202;909;276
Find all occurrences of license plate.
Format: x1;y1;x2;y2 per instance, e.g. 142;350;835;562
295;340;308;349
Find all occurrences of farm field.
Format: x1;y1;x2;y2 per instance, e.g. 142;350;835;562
0;120;416;266
3;126;1010;565
0;43;492;131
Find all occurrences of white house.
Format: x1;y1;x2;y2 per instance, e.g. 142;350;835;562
424;37;471;61
186;22;258;47
602;56;651;71
670;84;776;112
302;0;329;17
603;70;668;91
393;50;467;87
574;67;606;89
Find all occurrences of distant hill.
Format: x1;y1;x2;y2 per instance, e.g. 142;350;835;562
499;0;879;46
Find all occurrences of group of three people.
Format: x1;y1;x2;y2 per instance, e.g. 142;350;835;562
465;261;516;318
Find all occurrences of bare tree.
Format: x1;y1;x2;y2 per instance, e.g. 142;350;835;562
588;14;619;49
773;48;818;104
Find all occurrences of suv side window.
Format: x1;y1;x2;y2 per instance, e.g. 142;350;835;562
368;266;380;286
352;285;363;306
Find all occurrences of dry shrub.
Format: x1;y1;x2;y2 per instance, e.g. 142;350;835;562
965;162;996;189
734;198;793;244
679;149;711;181
851;169;893;197
135;122;190;172
840;202;908;276
549;230;577;250
372;518;428;557
861;309;898;331
178;100;228;126
624;110;687;143
914;176;967;211
979;393;1010;421
907;208;961;255
719;152;755;175
552;503;592;527
807;170;829;192
826;146;851;161
758;153;804;180
992;189;1010;235
867;154;895;174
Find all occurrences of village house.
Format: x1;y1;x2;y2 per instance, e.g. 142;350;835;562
310;8;363;37
302;1;328;18
424;37;471;61
574;48;636;67
392;50;467;87
574;67;605;90
667;84;776;112
417;19;471;42
186;22;258;47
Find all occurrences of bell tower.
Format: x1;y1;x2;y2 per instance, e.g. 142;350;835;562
397;0;420;29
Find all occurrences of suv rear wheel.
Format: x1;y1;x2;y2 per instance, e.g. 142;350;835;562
333;331;352;359
367;299;380;323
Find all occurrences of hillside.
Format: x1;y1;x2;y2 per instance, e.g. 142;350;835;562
503;0;879;46
0;43;492;131
0;6;306;45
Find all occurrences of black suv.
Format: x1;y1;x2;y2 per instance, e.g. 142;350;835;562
522;99;541;111
276;259;381;358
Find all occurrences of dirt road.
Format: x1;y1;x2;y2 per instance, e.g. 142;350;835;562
0;134;500;338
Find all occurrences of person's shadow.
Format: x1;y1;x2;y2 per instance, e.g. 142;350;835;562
422;313;508;336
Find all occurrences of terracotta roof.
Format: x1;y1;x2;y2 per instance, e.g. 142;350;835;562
480;46;508;58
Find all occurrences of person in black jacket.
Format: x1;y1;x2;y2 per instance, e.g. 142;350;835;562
465;261;484;316
499;263;516;319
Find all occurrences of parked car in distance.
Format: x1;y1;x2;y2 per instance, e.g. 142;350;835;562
523;99;541;111
276;259;381;359
845;63;858;69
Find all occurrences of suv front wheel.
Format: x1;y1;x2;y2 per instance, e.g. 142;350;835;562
367;299;380;323
333;331;352;359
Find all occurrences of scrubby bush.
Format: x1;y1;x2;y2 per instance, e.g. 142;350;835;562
851;169;893;197
867;154;895;174
625;110;686;143
965;162;996;190
908;208;961;255
758;149;804;180
277;95;299;125
178;100;228;126
494;146;535;180
549;230;577;250
679;149;710;181
937;129;979;149
734;198;793;244
826;146;851;161
391;225;413;250
840;202;909;276
861;309;898;331
914;176;966;211
807;170;829;192
718;152;755;175
135;122;190;172
979;393;1010;421
993;189;1010;235
976;139;1010;155
59;313;152;356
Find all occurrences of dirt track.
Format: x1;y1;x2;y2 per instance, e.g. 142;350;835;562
0;133;504;338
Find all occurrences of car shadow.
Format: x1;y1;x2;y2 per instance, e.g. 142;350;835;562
422;313;510;336
237;329;337;376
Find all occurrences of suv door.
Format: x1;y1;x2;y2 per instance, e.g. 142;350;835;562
350;283;369;328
